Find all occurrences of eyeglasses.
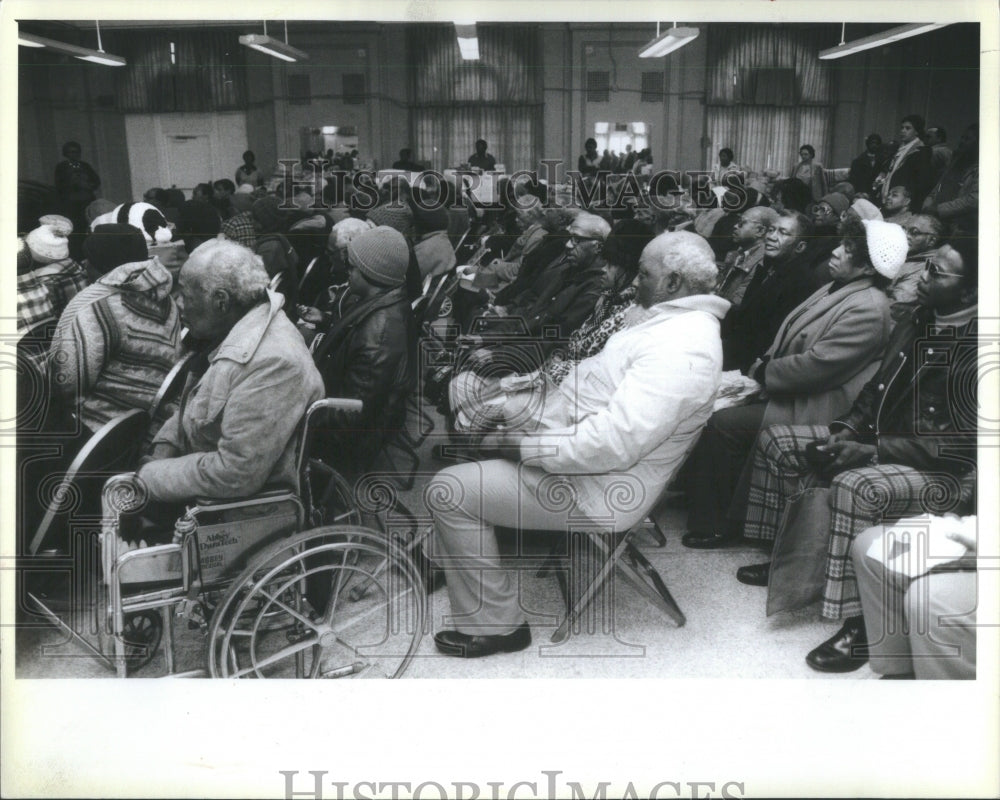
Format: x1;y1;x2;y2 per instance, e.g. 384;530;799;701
569;233;602;245
905;227;934;237
923;259;964;279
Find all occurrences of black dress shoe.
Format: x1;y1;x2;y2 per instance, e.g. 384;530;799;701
880;672;915;680
682;531;740;549
806;616;869;673
434;622;532;658
736;562;770;586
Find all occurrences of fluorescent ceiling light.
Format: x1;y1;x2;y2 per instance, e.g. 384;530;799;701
18;31;126;65
819;23;949;59
454;22;479;60
239;33;308;62
638;25;699;58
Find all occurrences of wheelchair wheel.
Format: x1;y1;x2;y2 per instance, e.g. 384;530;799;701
122;610;163;672
309;462;364;527
206;525;425;679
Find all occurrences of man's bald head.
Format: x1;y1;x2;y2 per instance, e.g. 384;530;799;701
635;231;718;308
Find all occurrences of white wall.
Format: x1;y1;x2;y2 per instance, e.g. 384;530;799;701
124;111;249;200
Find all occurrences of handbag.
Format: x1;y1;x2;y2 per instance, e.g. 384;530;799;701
766;480;832;616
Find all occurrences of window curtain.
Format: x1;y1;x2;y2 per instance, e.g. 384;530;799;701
706;25;833;175
109;30;247;113
408;24;541;172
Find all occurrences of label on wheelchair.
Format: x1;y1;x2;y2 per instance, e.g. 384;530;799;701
194;501;300;585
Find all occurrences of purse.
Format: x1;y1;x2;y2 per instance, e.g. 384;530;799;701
766;481;832;616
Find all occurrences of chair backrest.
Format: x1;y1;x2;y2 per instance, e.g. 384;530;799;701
147;351;197;425
29;408;150;555
268;270;289;295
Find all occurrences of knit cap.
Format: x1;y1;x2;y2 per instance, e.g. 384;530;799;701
819;192;850;216
26;222;70;264
863;219;908;280
413;204;450;234
251;196;284;233
235;182;255;194
366;203;414;236
850;198;882;222
347;225;410;288
84;224;149;275
329;217;375;251
40;214;75;236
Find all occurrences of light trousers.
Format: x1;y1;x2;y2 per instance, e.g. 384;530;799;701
428;459;587;635
852;523;976;679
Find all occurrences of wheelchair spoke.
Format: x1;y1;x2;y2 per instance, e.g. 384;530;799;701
234;633;320;678
256;586;319;632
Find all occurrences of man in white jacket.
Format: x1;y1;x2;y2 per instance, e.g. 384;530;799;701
428;231;730;658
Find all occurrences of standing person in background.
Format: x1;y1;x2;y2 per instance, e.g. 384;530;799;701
235;150;264;188
792;144;827;203
848;134;885;197
923;123;978;240
468;139;497;172
54;141;102;261
578;138;601;178
877;114;934;210
714;148;742;186
924;126;952;186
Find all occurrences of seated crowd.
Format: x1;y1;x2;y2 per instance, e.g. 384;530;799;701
16;113;980;677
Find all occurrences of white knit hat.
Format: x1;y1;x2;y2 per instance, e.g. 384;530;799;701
851;199;882;222
39;214;74;236
26;223;70;264
863;219;908;280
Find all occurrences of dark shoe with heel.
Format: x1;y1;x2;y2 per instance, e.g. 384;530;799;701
806;617;869;673
736;561;771;586
682;531;741;549
434;622;532;658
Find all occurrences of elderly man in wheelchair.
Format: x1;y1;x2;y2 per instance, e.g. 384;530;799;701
93;239;425;678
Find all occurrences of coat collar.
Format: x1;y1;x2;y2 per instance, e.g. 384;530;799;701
209;289;285;365
774;277;878;351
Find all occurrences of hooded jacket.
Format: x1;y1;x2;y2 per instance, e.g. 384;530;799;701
50;257;182;432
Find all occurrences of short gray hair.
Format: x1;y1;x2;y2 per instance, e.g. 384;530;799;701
572;212;612;240
185;238;269;307
642;231;718;294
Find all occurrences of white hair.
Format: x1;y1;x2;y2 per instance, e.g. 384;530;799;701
573;212;612;240
331;217;375;250
185;239;269;307
642;231;718;294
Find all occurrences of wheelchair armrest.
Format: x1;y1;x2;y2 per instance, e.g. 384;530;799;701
190;489;300;516
102;472;149;516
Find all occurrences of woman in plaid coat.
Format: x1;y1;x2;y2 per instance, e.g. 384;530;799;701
739;238;979;674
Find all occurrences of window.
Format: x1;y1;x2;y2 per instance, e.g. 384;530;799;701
587;71;610;103
593;122;650;156
342;73;365;105
641;72;664;102
288;74;311;105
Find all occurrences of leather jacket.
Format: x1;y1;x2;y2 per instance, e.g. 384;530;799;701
831;306;978;475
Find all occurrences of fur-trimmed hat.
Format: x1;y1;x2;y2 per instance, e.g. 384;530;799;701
347;225;410;288
329;217;375;251
863;219;908;280
92;202;173;245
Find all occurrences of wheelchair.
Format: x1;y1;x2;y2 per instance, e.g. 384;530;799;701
31;398;427;679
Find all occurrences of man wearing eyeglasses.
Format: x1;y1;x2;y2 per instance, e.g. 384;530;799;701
715;206;779;309
887;214;946;319
735;237;978;675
